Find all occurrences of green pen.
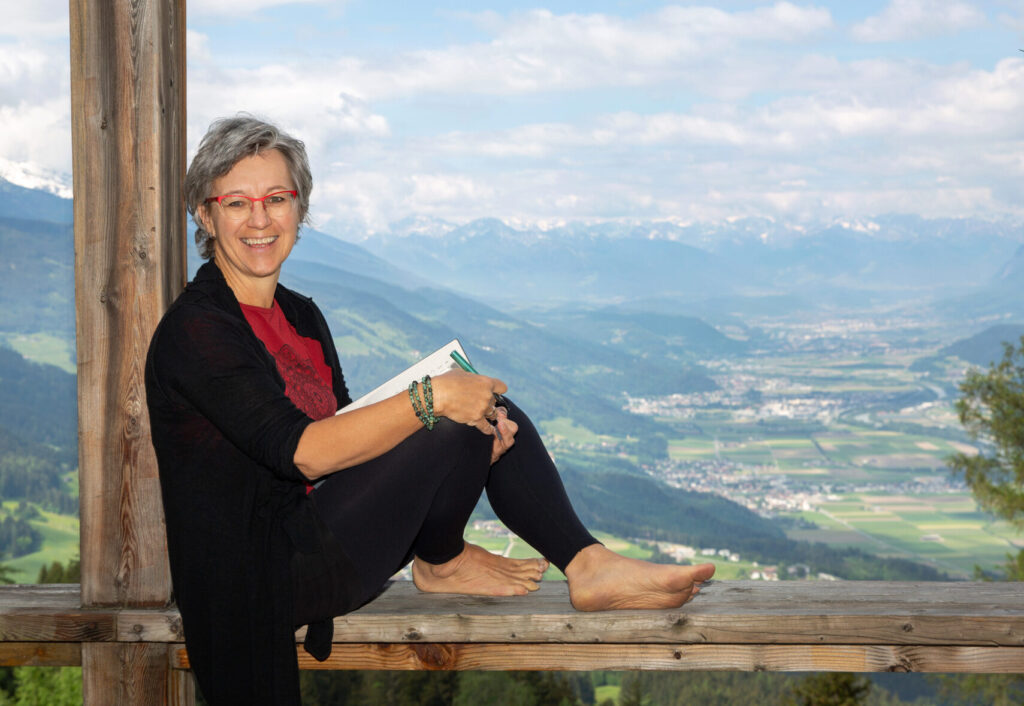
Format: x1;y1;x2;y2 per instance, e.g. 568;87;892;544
450;350;506;440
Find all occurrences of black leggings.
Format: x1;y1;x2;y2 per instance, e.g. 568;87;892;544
296;399;597;620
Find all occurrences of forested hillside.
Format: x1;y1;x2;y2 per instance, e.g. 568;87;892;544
0;348;77;518
940;323;1024;367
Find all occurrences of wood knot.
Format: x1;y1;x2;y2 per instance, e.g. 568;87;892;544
565;623;573;631
886;657;913;673
901;622;914;633
100;117;108;130
132;623;144;635
412;644;452;669
99;289;108;304
673;616;687;628
403;629;422;641
673;650;682;660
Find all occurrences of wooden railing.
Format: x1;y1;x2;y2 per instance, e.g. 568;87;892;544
2;578;1022;702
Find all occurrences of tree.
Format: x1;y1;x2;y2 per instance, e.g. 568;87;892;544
788;673;870;706
618;674;647;706
949;338;1024;579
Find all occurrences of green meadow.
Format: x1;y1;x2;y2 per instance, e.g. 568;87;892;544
1;502;79;583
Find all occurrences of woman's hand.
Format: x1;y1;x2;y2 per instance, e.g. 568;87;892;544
490;406;517;464
431;369;508;435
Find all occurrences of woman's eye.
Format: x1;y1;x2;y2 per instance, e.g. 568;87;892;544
223;198;249;209
265;195;285;205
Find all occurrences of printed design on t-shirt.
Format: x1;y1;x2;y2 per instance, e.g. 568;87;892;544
273;343;335;420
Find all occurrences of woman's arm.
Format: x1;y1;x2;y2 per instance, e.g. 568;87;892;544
294;369;507;480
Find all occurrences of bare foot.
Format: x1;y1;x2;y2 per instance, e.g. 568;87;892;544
412;542;550;597
565;544;715;611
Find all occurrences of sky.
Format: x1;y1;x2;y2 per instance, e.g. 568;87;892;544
2;1;1024;234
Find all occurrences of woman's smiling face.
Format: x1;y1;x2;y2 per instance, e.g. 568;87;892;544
199;148;299;304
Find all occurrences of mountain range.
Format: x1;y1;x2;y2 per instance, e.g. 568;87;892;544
355;214;1024;314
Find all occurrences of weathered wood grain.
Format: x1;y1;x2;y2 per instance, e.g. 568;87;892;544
4;581;1024;650
84;643;176;706
4;581;1024;673
312;581;1024;647
0;643;82;667
170;643;1024;673
71;0;185;610
70;0;186;701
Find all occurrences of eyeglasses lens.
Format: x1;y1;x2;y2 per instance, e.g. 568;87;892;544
218;192;295;220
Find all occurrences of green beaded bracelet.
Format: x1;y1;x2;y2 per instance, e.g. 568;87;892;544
421;375;437;430
408;380;427;426
408;379;437;430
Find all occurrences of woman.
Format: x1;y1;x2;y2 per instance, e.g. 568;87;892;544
145;115;715;705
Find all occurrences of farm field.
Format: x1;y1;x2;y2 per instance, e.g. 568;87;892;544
668;423;972;476
781;492;1020;578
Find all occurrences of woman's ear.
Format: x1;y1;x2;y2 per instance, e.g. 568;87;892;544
197;204;215;237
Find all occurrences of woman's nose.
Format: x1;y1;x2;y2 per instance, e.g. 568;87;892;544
247;201;271;226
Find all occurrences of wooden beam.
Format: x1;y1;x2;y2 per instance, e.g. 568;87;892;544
309;581;1024;648
83;643;177;706
168;643;1024;674
69;0;186;701
0;643;82;667
70;0;185;609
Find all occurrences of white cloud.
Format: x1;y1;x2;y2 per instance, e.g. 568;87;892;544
298;53;1024;226
851;0;985;42
190;0;339;17
0;42;71;178
187;30;212;64
0;99;72;177
217;3;833;102
0;44;69;107
187;69;390;159
0;0;68;39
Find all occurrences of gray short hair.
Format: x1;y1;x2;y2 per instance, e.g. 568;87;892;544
185;115;313;259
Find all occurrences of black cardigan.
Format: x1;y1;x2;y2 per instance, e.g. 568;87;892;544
145;261;354;705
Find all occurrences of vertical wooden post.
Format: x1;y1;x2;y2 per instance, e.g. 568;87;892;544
69;0;186;702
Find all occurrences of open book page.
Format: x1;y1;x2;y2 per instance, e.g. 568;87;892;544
337;339;469;414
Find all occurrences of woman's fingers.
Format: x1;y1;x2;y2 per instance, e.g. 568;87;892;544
490;409;518;462
433;370;508;423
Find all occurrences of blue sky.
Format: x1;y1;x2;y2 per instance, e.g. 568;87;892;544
2;1;1023;234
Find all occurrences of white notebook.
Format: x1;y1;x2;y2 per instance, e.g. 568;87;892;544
338;338;469;414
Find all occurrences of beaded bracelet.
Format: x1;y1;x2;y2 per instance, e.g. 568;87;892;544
420;375;437;429
408;378;437;430
408;380;427;427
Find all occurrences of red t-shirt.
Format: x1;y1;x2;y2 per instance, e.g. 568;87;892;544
241;300;337;491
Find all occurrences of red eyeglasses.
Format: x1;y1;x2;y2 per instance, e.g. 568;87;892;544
204;190;298;220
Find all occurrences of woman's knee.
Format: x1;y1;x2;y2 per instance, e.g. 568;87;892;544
430;417;493;457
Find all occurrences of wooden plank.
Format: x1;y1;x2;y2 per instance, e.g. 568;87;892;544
170;643;1024;673
70;0;185;609
0;643;82;667
310;581;1024;648
84;643;176;706
4;580;1024;648
0;609;114;643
